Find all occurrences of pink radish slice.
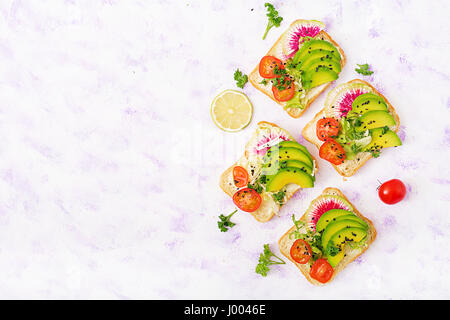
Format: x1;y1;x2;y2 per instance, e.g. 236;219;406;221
305;195;353;231
324;82;374;119
281;20;325;59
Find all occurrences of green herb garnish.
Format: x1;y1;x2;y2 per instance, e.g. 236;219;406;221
234;69;248;89
271;65;293;90
370;149;381;158
259;175;267;184
310;245;323;261
326;243;340;257
290;214;324;261
262;3;283;40
217;210;237;232
292;214;305;230
248;181;263;194
255;244;285;277
355;63;374;76
340;117;366;141
290;214;305;239
272;190;286;205
259;79;268;86
351;142;362;154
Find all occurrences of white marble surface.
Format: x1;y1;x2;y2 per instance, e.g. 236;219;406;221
0;0;449;299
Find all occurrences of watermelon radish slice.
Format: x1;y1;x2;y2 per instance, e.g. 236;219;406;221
305;195;353;231
324;82;374;119
252;132;290;156
280;20;325;60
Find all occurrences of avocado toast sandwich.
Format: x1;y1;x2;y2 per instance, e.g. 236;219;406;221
249;19;346;118
219;121;318;222
302;79;401;177
279;187;376;285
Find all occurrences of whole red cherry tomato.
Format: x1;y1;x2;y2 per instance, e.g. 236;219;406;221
378;179;407;204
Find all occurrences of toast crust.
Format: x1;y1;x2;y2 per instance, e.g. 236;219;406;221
278;187;377;285
302;79;400;177
219;121;318;222
249;20;346;118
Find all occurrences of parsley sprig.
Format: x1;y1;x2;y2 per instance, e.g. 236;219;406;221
217;210;237;232
355;63;374;76
233;69;248;89
262;3;283;40
255;244;285;277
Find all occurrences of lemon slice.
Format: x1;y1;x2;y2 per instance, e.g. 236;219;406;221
211;90;253;132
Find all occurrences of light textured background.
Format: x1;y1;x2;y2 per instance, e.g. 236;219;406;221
0;0;449;299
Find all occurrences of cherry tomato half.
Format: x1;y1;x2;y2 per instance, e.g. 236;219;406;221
232;188;262;212
319;138;346;165
259;56;284;79
290;239;312;264
232;166;249;188
316;117;340;141
272;77;296;102
378;179;407;204
309;258;334;284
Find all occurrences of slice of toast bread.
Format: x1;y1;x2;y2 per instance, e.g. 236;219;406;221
249;20;346;118
219;121;317;222
302;79;400;177
278;187;377;285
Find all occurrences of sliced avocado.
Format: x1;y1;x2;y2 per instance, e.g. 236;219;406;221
355;110;396;132
329;227;367;248
301;66;338;89
349;93;388;116
293;40;341;64
316;209;354;233
326;227;367;267
263;146;313;168
335;214;367;228
301;57;342;74
327;250;345;268
262;159;312;176
321;219;367;250
278;140;304;150
265;167;314;192
363;128;402;153
279;160;313;174
353;93;384;105
278;141;313;161
296;49;340;70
